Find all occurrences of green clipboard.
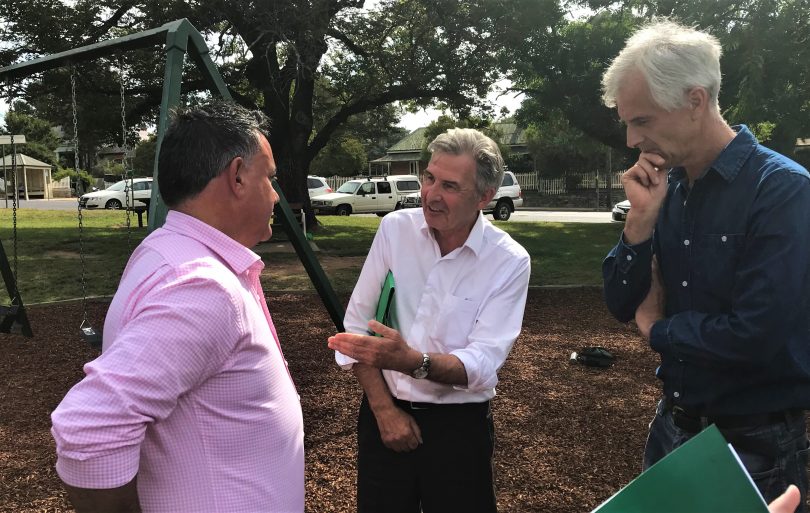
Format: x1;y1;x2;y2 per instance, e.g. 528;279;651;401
592;425;768;513
373;271;395;336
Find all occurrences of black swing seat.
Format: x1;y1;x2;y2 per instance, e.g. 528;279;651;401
81;323;102;349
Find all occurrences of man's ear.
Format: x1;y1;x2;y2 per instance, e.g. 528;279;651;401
687;87;709;119
477;187;497;210
225;156;245;196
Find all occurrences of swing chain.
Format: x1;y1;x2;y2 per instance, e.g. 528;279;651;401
72;68;89;325
7;81;18;298
119;57;132;251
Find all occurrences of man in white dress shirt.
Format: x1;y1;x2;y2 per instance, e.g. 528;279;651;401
329;128;530;513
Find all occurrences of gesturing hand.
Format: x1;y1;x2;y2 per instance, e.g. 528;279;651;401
328;320;421;374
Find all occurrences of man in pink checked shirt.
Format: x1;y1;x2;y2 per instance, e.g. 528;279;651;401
51;101;304;513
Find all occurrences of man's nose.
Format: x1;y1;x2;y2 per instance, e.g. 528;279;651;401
626;125;642;149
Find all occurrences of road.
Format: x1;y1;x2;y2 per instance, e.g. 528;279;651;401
1;199;617;224
0;198;80;211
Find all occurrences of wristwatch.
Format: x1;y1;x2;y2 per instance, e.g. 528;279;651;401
411;352;431;379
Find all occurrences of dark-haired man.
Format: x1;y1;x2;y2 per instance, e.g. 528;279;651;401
51;101;304;513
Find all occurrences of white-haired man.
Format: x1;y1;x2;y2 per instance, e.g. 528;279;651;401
601;20;810;508
329;128;530;512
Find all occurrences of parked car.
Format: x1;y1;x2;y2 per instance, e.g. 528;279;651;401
612;199;630;222
311;175;420;216
307;175;332;198
79;177;153;210
401;170;523;221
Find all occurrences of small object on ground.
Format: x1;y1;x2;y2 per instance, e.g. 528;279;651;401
570;346;615;368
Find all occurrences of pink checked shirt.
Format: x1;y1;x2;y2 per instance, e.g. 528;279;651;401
51;211;305;512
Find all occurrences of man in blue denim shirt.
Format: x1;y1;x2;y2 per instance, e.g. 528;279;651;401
601;20;810;509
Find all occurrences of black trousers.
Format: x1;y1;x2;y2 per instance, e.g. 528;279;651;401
357;395;497;513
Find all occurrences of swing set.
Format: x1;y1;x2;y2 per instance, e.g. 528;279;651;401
0;19;345;345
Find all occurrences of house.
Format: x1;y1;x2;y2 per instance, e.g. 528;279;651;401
369;123;532;175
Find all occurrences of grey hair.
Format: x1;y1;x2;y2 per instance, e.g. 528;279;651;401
601;19;723;113
158;100;269;207
427;128;504;196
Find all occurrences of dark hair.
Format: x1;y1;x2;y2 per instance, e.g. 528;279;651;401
157;100;269;207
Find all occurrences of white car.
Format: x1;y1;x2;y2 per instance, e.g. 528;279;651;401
307;176;332;198
79;177;153;210
612;199;630;222
311;175;421;216
402;170;523;221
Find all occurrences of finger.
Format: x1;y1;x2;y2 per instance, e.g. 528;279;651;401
367;320;399;340
639;151;666;168
410;418;423;445
635;158;662;186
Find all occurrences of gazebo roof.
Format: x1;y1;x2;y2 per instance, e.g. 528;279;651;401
0;153;52;169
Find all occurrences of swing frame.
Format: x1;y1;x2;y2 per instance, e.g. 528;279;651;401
0;18;346;332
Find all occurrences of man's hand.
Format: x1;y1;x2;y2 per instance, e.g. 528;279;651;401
769;485;800;513
635;255;665;339
328;321;422;374
622;152;668;245
373;403;423;452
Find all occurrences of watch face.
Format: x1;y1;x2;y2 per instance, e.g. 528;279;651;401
412;367;428;379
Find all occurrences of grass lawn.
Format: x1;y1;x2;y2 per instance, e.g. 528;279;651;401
0;210;622;304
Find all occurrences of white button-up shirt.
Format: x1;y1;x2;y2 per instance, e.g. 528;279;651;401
336;208;530;403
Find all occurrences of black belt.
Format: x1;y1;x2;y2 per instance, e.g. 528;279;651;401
663;398;804;433
393;398;489;411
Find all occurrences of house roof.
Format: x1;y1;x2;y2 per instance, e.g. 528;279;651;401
0;153;52;168
388;127;428;153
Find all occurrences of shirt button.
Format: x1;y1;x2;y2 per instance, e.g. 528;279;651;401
622;279;627;285
673;391;680;398
683;239;690;246
626;255;632;261
682;281;688;287
721;235;727;242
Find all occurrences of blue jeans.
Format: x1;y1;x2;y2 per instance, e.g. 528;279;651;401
644;399;809;512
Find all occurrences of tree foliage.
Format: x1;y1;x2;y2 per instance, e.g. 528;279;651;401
1;0;563;205
1;103;62;168
512;0;810;165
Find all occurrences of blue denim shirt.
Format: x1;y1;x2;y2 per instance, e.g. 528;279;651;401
603;125;810;415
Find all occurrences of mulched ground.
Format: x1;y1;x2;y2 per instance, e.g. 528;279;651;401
0;288;804;512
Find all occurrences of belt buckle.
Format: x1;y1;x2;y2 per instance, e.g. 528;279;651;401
408;401;429;410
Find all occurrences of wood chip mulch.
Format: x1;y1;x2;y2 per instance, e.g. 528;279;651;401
1;288;805;512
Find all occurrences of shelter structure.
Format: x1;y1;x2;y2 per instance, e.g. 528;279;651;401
0;153;64;200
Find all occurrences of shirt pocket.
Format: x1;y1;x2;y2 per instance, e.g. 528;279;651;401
693;233;744;298
430;294;480;351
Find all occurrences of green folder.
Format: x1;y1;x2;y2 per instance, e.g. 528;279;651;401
592;425;768;513
372;271;395;336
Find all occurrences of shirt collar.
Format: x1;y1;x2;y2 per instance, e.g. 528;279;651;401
418;210;486;257
666;125;757;184
161;210;262;275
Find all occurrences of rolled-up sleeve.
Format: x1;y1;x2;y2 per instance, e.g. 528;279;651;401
51;278;239;489
335;220;391;370
451;254;530;392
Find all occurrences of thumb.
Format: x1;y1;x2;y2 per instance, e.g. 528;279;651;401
769;485;800;513
367;319;397;339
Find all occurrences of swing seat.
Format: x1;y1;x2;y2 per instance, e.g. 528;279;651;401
81;325;102;349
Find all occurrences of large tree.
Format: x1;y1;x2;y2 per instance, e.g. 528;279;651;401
1;0;562;206
512;1;810;162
